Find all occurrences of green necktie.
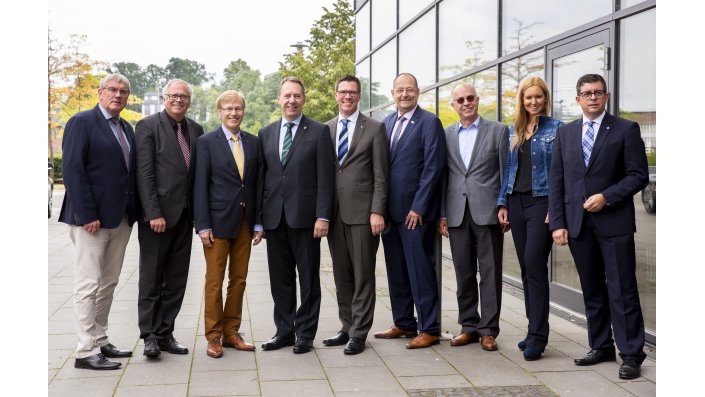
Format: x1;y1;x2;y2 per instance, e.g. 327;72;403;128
281;122;294;166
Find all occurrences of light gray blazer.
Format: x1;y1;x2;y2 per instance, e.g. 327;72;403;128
441;116;509;227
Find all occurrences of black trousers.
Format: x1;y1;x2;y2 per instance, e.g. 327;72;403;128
137;207;193;340
507;193;553;350
265;213;322;340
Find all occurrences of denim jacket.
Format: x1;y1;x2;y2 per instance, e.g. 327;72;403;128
497;115;563;207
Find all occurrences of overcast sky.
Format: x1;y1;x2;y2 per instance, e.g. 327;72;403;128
48;0;342;81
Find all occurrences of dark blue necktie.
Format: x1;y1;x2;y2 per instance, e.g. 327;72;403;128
337;118;349;163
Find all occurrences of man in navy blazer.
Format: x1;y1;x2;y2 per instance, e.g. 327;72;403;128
374;73;446;349
258;77;335;354
549;74;649;379
59;73;138;370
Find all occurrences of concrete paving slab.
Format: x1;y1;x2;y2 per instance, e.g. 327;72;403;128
260;380;333;397
48;375;121;397
188;369;259;396
114;383;188;397
536;370;634;396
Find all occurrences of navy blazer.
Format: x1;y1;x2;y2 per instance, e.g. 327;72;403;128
383;106;446;223
193;127;263;239
548;113;649;237
59;105;138;228
258;115;335;230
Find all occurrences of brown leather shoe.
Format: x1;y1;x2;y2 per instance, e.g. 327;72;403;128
374;325;417;339
207;337;223;358
223;333;256;351
481;335;498;351
450;332;479;346
406;332;440;349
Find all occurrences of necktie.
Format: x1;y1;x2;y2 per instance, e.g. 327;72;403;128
111;117;130;171
390;115;406;154
281;122;294;166
231;135;245;179
582;120;595;166
176;122;190;170
337;118;349;163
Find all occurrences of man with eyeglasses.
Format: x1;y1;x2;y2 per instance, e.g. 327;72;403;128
258;77;335;354
134;78;204;358
548;74;648;379
373;73;446;349
60;73;139;370
438;83;509;352
320;75;388;355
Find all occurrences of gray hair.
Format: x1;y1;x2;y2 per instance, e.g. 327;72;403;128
162;79;193;97
450;83;478;102
100;73;131;91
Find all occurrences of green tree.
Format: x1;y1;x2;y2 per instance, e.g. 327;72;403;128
222;59;261;95
242;72;281;133
144;64;167;93
279;0;355;122
164;57;213;86
110;61;150;99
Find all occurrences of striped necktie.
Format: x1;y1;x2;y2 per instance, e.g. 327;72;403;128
176;122;190;170
281;122;294;166
582;120;595;166
337;118;349;163
111;117;130;170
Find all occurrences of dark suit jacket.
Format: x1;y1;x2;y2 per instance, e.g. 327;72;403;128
383;106;446;223
134;110;204;227
258;115;335;230
326;113;389;225
193;127;263;238
59;105;138;228
548;112;649;237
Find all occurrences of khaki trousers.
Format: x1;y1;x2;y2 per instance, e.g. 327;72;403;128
69;218;132;358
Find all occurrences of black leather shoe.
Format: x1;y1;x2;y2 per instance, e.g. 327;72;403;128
323;331;349;346
74;353;121;370
293;338;313;354
343;337;365;355
100;343;133;358
143;339;160;358
261;335;295;351
619;360;641;379
574;349;616;366
158;337;189;354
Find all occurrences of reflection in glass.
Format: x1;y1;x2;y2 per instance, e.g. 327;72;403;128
370;102;396;122
371;0;397;48
551;45;605;123
437;67;498;129
356;57;371;112
419;89;436;115
399;0;432;27
620;0;646;9
439;0;498;80
355;2;370;61
619;9;655;333
399;9;436;89
370;39;397;108
500;49;545;123
502;0;611;56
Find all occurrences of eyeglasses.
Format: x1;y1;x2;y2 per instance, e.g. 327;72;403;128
336;90;360;97
454;95;477;104
220;106;244;113
393;88;418;95
166;93;191;101
578;90;606;100
103;87;130;96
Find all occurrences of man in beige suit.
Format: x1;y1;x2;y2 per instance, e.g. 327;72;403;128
322;75;389;355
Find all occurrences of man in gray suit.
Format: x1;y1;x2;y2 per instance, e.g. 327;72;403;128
322;75;389;355
438;83;509;351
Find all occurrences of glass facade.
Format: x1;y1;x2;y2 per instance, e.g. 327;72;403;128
355;1;370;61
355;0;656;340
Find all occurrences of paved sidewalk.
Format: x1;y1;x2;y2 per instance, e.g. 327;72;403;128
48;190;655;396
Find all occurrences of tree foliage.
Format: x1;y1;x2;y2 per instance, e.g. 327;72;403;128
279;0;355;122
164;57;213;86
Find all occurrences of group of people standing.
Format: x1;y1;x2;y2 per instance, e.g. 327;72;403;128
59;69;648;381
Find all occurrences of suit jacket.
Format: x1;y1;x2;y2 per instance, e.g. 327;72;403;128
326;113;389;225
383;106;446;223
134;110;204;227
548;112;649;237
258;115;335;230
59;105;138;228
441;117;509;227
193;127;263;238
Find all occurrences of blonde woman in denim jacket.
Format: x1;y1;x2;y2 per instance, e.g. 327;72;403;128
497;77;563;361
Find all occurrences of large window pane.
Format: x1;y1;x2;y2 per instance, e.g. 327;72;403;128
437;67;497;129
502;0;611;55
356;57;371;112
370;102;396;122
500;49;545;123
620;0;647;9
371;0;397;48
399;0;432;27
439;0;498;80
399;9;436;89
619;9;655;333
419;89;436;115
355;2;370;61
370;38;396;108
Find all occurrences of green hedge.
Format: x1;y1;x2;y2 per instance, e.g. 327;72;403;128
49;154;63;182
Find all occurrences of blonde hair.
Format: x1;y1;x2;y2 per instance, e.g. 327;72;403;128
512;77;551;150
216;90;246;109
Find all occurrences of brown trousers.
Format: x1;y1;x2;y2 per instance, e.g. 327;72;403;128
203;217;251;341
